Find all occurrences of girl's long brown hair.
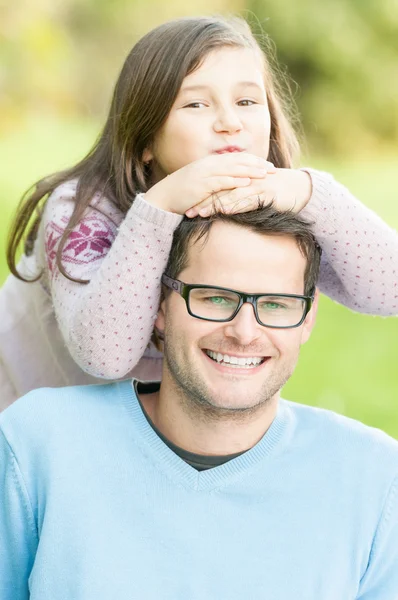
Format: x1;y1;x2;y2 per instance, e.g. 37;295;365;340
7;15;300;284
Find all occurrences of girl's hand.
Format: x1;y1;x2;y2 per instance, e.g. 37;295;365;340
144;153;276;215
188;169;312;217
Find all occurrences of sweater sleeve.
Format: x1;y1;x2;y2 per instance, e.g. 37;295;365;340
41;183;182;379
301;169;398;316
356;475;398;599
0;428;37;600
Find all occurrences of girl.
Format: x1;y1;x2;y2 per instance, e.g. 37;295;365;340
1;16;397;410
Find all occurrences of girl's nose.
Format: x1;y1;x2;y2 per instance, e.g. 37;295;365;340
213;107;243;134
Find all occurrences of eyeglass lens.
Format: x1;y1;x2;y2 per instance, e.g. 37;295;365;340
188;288;306;327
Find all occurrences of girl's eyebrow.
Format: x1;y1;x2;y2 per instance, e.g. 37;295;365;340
179;81;263;93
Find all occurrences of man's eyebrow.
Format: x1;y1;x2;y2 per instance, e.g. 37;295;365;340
179;81;263;93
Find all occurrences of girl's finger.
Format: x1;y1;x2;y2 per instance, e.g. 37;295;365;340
209;153;275;175
197;197;233;217
186;185;245;217
197;195;255;217
194;185;259;216
207;175;252;193
186;172;272;217
206;191;267;216
223;196;265;215
213;164;274;179
187;189;243;218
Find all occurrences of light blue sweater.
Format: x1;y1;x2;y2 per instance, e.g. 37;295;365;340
1;380;398;600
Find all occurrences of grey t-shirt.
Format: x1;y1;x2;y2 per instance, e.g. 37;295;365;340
135;381;246;471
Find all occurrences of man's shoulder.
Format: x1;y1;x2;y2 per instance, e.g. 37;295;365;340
283;398;398;469
0;381;133;448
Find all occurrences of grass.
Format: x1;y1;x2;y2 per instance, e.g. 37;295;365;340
1;115;397;437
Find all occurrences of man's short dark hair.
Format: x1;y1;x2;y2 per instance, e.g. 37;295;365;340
165;204;322;296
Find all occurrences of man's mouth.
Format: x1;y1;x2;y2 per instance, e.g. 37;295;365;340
204;349;267;369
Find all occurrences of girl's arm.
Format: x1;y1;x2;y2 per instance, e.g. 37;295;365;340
301;169;398;316
41;182;182;379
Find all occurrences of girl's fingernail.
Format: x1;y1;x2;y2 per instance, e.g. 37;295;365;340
186;209;195;217
199;208;210;216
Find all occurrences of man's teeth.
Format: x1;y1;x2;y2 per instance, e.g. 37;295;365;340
205;350;263;367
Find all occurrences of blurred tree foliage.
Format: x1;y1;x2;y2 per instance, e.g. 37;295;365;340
1;0;397;154
248;0;398;153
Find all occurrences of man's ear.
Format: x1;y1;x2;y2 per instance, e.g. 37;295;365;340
154;297;166;335
301;288;319;345
152;296;166;352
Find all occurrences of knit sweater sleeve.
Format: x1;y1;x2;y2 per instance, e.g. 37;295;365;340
301;169;398;316
356;474;398;599
41;182;182;379
0;428;37;600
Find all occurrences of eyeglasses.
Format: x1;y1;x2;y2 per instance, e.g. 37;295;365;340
161;274;314;329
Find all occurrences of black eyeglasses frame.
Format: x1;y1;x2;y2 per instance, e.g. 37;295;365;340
161;274;315;329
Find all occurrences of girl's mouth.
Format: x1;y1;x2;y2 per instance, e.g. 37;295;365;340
214;146;244;154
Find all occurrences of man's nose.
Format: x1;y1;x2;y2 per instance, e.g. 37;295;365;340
213;106;243;134
223;302;263;345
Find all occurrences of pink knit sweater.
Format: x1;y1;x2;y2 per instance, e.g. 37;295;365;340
0;168;397;409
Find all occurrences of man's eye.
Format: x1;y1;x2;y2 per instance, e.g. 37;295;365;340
201;296;235;306
207;296;228;304
260;302;286;310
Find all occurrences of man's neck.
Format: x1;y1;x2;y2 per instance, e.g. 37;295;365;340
138;374;279;456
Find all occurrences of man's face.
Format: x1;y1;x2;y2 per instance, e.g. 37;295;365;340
156;223;318;414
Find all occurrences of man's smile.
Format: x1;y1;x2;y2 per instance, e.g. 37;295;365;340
202;348;270;374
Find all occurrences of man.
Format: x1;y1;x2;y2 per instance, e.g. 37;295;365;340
1;206;398;600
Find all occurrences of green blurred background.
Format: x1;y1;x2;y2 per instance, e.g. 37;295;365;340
1;0;397;434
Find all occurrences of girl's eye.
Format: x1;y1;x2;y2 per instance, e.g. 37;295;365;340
184;102;206;109
237;99;256;106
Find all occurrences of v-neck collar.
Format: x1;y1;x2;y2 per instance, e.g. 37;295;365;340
134;380;247;470
117;380;291;492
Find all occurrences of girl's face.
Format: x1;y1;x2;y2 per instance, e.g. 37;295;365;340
145;46;272;182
